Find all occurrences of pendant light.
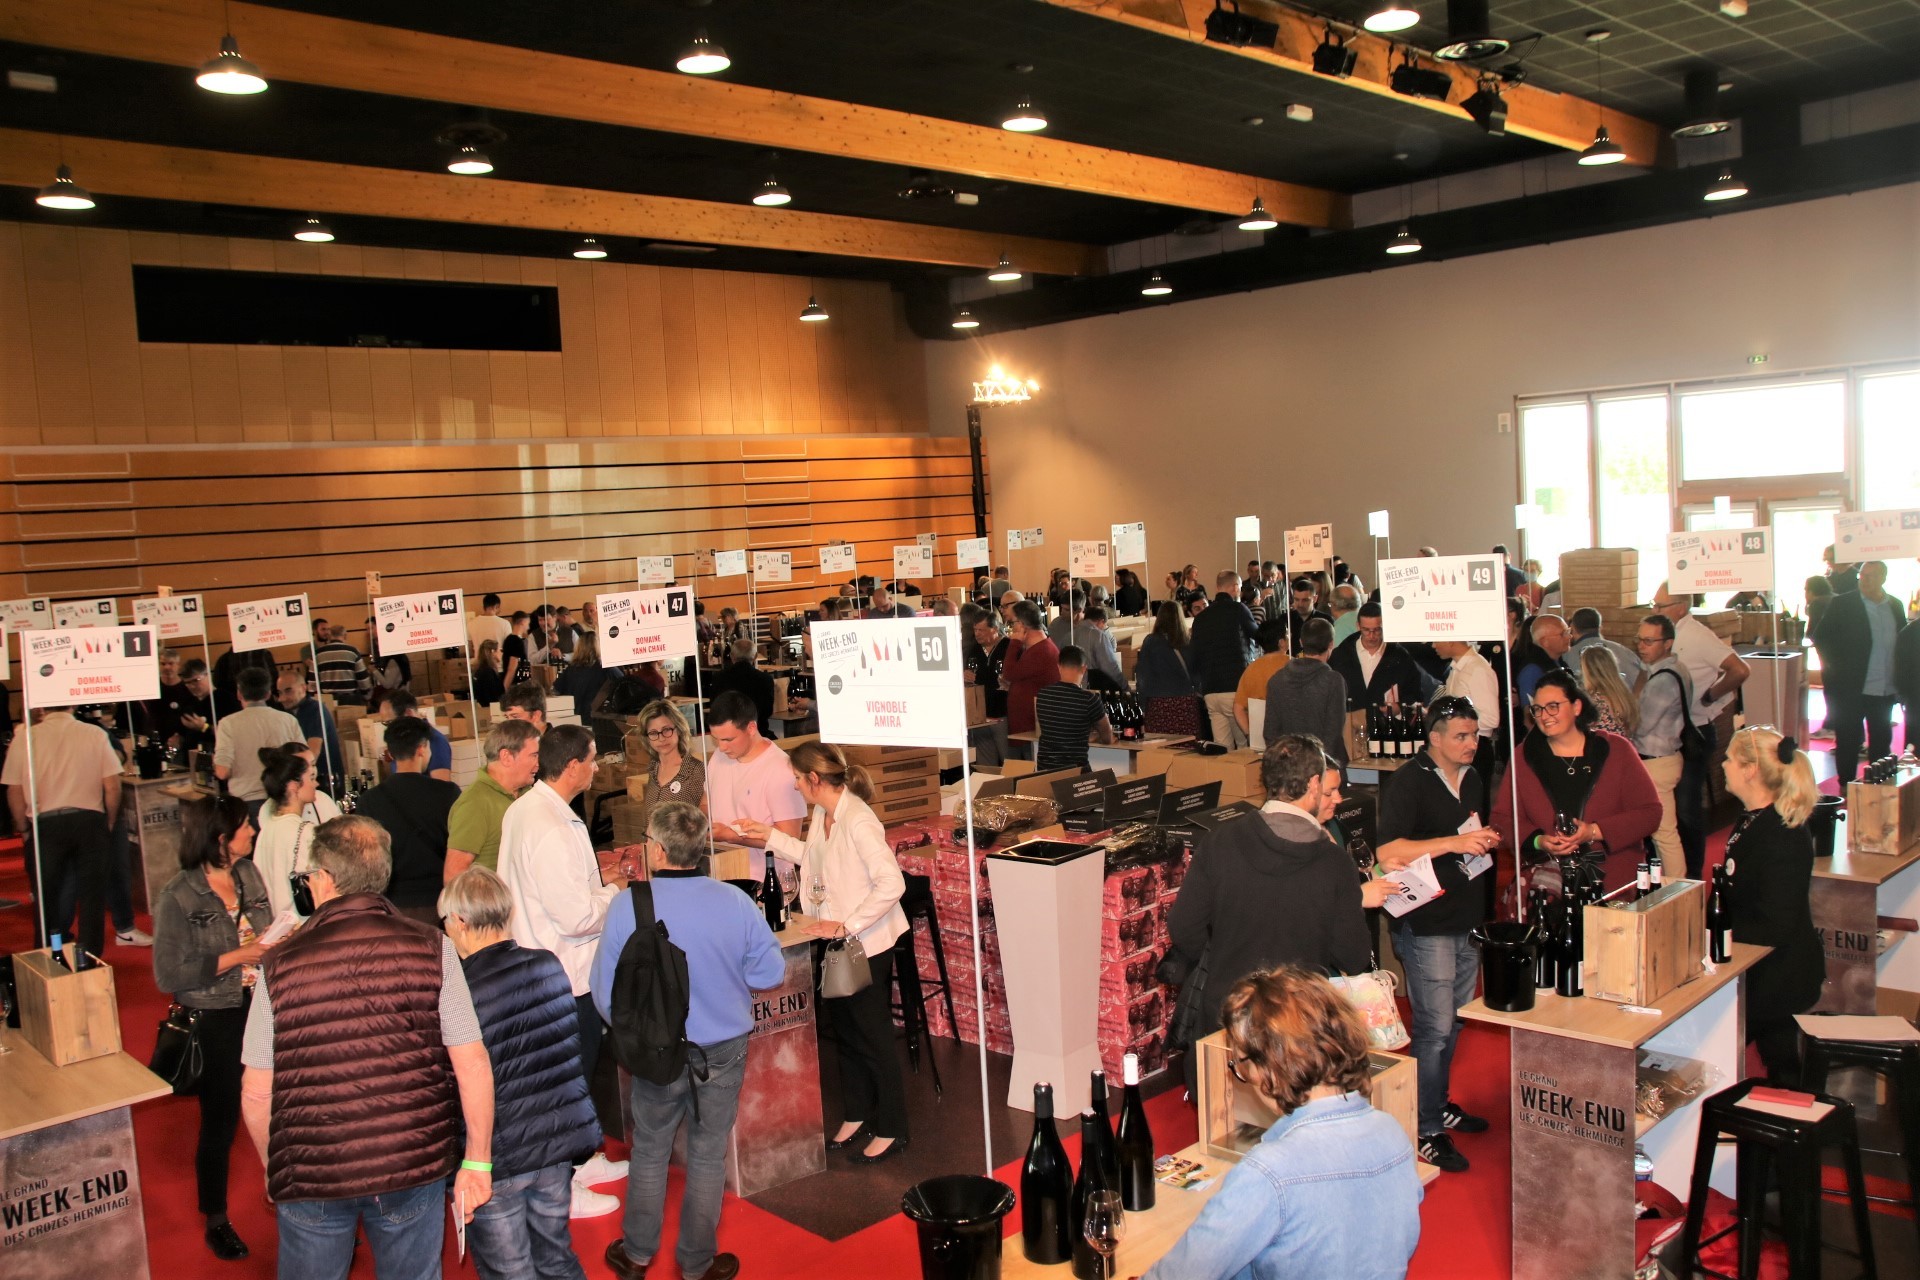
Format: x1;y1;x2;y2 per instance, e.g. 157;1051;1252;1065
1238;196;1278;231
751;178;791;207
572;238;608;259
798;295;829;322
1001;101;1048;132
986;254;1021;283
196;33;268;94
951;308;981;330
1576;30;1625;167
1385;223;1423;255
1363;2;1420;34
677;32;730;75
447;145;494;175
1140;272;1173;297
293;216;334;243
35;164;95;211
1703;169;1748;202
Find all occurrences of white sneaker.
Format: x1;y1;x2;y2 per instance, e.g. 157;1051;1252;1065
116;928;154;947
574;1153;629;1187
569;1185;620;1219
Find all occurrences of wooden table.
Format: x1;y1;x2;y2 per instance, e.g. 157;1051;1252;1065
0;1044;171;1279
1811;839;1920;1013
999;1141;1225;1279
1006;732;1193;777
1460;943;1768;1280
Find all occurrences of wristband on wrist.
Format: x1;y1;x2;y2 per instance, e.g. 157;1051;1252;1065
460;1160;492;1173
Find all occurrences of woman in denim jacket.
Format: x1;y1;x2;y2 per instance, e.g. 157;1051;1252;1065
1145;967;1422;1280
152;793;277;1263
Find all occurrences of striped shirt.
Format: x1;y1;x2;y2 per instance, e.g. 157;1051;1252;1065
1034;682;1108;773
314;640;372;701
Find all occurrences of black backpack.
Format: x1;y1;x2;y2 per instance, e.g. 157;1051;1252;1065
609;883;692;1086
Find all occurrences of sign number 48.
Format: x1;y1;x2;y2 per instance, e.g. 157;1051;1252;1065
1741;532;1767;555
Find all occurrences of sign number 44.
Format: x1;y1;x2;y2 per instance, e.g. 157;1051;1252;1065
915;628;949;671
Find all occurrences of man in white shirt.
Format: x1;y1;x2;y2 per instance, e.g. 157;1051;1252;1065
497;723;629;1204
213;666;306;820
1652;584;1752;877
3;707;124;959
704;691;806;883
1433;640;1500;797
469;593;512;660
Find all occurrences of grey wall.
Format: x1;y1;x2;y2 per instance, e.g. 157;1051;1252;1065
926;183;1920;591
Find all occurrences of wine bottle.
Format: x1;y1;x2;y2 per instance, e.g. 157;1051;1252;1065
1088;1070;1122;1192
1368;707;1384;758
1635;859;1652;901
1019;1083;1075;1264
762;857;789;933
1532;890;1557;990
1707;867;1732;964
1557;892;1585;998
1069;1109;1111;1280
1115;1053;1156;1211
1648;858;1665;894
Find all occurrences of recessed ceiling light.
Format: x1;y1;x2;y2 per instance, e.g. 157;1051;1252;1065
1585;28;1612;43
1238;197;1278;231
751;177;791;207
293;217;334;243
7;69;58;93
1363;3;1420;34
447;145;493;175
196;34;267;95
1703;169;1749;202
1673;68;1732;138
573;237;608;259
799;295;829;322
1434;0;1510;62
35;164;94;210
1386;223;1423;255
1001;101;1047;132
1141;272;1173;296
677;31;730;75
951;308;981;330
986;255;1021;283
1576;126;1625;165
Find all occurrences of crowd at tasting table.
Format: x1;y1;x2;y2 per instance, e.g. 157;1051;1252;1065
1;545;1890;1278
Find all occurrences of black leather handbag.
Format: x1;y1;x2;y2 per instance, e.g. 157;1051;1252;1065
149;1003;205;1095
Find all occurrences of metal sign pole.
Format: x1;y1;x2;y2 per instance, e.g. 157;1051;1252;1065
1502;638;1524;922
308;639;339;790
958;746;993;1176
22;702;48;949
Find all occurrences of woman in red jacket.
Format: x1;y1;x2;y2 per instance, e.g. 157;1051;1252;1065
1492;669;1662;901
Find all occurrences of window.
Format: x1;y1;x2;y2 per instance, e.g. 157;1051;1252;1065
1677;380;1845;481
1594;395;1670;602
1860;370;1920;612
1519;401;1590;588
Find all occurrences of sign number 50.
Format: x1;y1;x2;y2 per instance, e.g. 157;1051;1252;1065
914;627;950;671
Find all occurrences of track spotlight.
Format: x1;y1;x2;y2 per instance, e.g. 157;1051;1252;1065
986;255;1022;283
1001;101;1047;132
1576;126;1625;165
1238;197;1278;231
951;308;981;330
1391;59;1454;102
799;295;829;322
1463;84;1508;135
677;32;730;75
1434;0;1509;62
1386;224;1423;255
573;238;608;259
1312;32;1358;79
1204;1;1280;49
196;33;268;94
1141;272;1173;297
1703;169;1748;202
293;217;334;243
35;164;95;210
1363;3;1420;35
751;178;791;207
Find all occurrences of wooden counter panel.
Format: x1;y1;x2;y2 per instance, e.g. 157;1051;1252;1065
1461;942;1767;1048
1815;840;1920;886
0;1048;170;1141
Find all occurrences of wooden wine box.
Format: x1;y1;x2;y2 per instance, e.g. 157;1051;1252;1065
1582;881;1705;1006
14;948;122;1065
1195;1029;1415;1161
1846;763;1920;855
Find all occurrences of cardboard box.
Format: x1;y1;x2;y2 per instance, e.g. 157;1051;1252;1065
1583;880;1706;1005
1846;763;1920;855
1166;749;1264;800
965;684;987;726
15;948;121;1065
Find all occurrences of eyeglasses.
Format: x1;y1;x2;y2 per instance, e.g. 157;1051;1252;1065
1530;699;1570;716
645;727;678;739
1227;1054;1255;1084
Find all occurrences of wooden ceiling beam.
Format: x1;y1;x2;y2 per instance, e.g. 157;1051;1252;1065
1040;0;1667;168
0;129;1103;275
0;0;1349;229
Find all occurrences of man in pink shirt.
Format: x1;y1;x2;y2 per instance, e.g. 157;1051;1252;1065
704;691;806;882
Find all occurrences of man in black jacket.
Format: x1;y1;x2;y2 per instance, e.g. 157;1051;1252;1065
1188;570;1259;748
1284;576;1333;655
1328;603;1426;711
356;717;462;925
1810;560;1908;782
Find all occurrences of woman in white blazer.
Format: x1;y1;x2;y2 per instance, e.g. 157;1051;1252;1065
737;740;910;1164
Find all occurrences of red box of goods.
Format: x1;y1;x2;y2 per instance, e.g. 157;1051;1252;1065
1101;1029;1167;1080
1098;988;1166;1045
932;884;989;932
1102;864;1157;919
1099;950;1162;1006
1155;851;1192;898
1100;905;1160;963
954;1004;1014;1055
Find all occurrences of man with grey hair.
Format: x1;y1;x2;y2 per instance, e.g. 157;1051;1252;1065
1263;619;1349;766
240;816;496;1273
1568;607;1642;687
1329;582;1363;647
445;718;543;883
593;802;785;1280
1518;613;1572;705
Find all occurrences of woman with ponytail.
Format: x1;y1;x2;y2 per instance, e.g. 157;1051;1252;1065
253;744;318;918
1720;725;1826;1084
733;740;910;1164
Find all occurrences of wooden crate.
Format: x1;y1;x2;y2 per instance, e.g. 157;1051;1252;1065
869;789;942;824
14;949;122;1066
1846;764;1920;855
1583;881;1705;1005
870;772;941;806
864;754;939;786
838;743;940;768
1559;548;1639;571
1197;1030;1416;1160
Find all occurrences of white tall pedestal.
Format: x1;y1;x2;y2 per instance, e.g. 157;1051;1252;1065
987;842;1106;1117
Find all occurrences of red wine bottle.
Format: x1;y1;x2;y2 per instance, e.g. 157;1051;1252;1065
1115;1053;1155;1211
1707;866;1732;964
1088;1069;1122;1191
1019;1083;1074;1264
1068;1109;1111;1280
762;857;788;933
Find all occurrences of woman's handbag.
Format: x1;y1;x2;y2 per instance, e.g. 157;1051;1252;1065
819;933;874;999
1327;970;1411;1051
149;1002;205;1094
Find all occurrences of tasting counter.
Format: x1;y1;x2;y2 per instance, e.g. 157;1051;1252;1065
1459;942;1768;1280
999;1140;1224;1279
123;773;213;912
1809;839;1920;1014
1005;732;1193;776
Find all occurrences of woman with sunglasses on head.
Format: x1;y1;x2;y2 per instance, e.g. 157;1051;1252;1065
635;699;706;823
1143;966;1421;1280
1720;726;1825;1085
1492;669;1662;899
254;745;319;919
151;793;277;1262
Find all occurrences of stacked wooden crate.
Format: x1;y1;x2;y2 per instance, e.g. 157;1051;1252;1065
1557;548;1641;610
841;743;943;824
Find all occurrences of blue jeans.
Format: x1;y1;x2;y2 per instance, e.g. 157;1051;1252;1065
621;1033;750;1277
468;1163;585;1280
276;1180;444;1280
1389;925;1479;1137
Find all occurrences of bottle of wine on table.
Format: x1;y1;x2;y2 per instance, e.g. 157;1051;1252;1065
1115;1053;1155;1211
1019;1083;1075;1264
1069;1109;1113;1280
1088;1069;1122;1191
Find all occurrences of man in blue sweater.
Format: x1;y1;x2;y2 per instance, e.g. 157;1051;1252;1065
593;802;785;1280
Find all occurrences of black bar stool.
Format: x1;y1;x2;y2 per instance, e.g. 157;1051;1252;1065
1677;1078;1878;1279
890;927;943;1097
899;872;958;1028
1801;1017;1920;1251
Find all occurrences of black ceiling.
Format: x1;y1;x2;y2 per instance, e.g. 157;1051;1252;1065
4;0;1917;294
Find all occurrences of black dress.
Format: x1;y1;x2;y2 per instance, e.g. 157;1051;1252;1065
1724;805;1825;1080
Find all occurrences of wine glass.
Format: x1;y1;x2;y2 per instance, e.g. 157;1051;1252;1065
1082;1190;1125;1278
807;874;828;919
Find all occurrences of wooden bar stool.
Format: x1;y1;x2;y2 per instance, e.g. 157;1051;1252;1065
1801;1017;1920;1251
1677;1078;1877;1279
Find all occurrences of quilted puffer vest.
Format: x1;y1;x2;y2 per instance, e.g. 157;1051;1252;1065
461;940;601;1178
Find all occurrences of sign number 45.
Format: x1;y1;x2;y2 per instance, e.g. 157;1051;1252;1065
915;628;950;671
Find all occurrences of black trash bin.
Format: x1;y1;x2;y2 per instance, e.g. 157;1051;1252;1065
1807;794;1845;859
1471;921;1541;1013
901;1175;1016;1280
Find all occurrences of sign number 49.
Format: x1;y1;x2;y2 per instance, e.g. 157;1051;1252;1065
1467;560;1497;590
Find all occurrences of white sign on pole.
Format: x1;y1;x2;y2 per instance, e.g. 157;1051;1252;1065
21;626;160;708
1285;524;1333;573
955;537;990;571
1832;509;1920;563
893;545;934;580
53;598;117;628
1514;503;1541;531
636;555;676;585
1111;522;1147;568
1021;527;1045;549
1378;554;1507;643
1068;539;1111;579
228;594;313;652
819;544;858;577
0;598;51;637
543;560;581;588
1234;515;1261;542
132;594;207;640
597;586;697;665
1712;494;1733;523
1667;528;1775;594
810;617;966;749
374;588;467;657
917;532;938;549
713;549;748;578
364;570;383;596
693;549;718;575
753;550;793;583
1368;510;1391;539
1006;529;1024;554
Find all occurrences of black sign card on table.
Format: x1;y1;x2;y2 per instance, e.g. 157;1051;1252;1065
1157;781;1223;826
1102;774;1166;825
1049;769;1119;813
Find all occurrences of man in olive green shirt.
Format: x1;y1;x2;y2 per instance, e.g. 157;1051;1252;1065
442;720;541;883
